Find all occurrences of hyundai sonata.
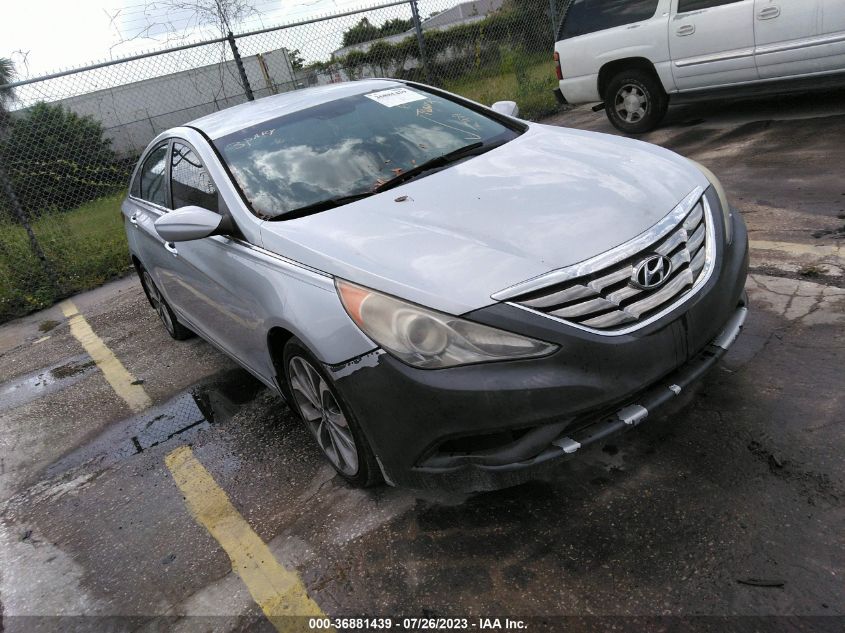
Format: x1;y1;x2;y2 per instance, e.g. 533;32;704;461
123;79;748;490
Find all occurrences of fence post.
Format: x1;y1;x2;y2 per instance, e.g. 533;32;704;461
0;161;58;290
549;0;558;39
409;0;433;84
227;31;255;101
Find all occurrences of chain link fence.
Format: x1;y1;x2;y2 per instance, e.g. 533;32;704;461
0;0;568;323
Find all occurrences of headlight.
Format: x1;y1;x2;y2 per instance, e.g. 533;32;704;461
690;159;733;244
336;280;558;369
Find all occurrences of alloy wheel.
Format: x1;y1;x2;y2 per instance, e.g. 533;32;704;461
615;84;649;124
288;355;359;476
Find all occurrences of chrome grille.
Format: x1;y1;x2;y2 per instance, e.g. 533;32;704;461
511;192;712;332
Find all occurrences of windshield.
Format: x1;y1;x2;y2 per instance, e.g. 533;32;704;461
214;86;521;219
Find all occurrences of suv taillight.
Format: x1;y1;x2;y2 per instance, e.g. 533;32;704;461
554;52;563;81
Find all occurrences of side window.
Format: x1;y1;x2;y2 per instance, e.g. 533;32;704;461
560;0;660;40
678;0;743;12
139;144;169;208
171;142;219;213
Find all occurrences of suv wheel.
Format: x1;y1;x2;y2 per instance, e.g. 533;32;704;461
283;338;381;487
139;268;193;340
604;69;668;134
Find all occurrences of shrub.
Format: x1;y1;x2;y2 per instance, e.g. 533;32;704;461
342;17;414;47
0;102;127;220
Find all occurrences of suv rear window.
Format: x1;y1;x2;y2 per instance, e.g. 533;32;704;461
558;0;660;40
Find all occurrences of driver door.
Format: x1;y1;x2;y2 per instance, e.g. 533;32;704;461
158;140;266;373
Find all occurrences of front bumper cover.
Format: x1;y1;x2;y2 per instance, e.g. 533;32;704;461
437;300;747;474
329;208;749;491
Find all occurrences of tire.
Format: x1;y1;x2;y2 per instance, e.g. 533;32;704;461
604;69;668;134
138;267;193;340
282;338;382;488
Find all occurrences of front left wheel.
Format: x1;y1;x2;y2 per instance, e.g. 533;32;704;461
283;338;382;487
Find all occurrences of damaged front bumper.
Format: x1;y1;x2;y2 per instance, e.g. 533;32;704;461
328;211;749;491
421;301;747;476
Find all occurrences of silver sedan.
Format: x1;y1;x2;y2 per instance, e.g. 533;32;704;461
123;79;749;491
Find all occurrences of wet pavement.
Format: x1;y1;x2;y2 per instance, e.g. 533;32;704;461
1;91;844;632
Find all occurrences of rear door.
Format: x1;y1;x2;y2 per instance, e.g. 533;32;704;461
669;0;758;90
754;0;822;79
128;142;178;290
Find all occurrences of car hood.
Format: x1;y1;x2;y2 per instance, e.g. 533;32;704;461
259;124;709;315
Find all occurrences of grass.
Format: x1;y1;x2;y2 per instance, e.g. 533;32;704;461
443;54;563;121
0;192;130;322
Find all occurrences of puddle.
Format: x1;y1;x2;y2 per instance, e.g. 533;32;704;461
50;360;96;379
0;355;98;413
46;368;266;479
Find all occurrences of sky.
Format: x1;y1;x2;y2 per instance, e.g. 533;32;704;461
0;0;409;81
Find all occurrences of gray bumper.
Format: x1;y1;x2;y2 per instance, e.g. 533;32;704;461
330;211;749;491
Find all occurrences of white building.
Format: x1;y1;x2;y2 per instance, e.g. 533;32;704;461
51;47;296;156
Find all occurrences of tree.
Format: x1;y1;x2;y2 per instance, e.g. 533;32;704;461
379;18;415;38
289;49;305;72
342;17;381;47
109;0;258;43
341;17;413;48
0;58;57;288
0;103;121;216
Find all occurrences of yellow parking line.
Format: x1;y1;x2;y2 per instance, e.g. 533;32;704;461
60;300;152;413
165;446;330;632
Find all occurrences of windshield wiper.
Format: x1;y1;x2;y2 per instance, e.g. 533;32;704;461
373;140;499;194
274;191;376;220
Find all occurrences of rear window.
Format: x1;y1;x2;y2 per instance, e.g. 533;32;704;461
558;0;660;40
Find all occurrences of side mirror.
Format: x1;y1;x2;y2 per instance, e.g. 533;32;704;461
155;206;222;242
491;101;520;118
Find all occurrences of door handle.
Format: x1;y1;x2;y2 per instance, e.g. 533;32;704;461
757;6;780;20
164;242;178;256
676;24;695;36
129;213;139;226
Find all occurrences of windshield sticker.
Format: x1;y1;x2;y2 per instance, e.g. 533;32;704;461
364;87;427;108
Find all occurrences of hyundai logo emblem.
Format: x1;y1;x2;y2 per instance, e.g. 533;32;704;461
631;254;672;290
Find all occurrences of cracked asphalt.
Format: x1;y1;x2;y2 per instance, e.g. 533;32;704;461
1;90;844;632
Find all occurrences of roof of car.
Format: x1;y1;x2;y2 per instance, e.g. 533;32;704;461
186;79;403;140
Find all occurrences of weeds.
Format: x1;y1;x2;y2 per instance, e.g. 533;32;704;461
444;51;562;120
0;192;130;322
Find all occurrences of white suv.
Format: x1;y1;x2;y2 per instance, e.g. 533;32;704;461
554;0;845;133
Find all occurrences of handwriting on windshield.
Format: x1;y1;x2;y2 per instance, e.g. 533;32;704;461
225;129;278;152
411;100;482;141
